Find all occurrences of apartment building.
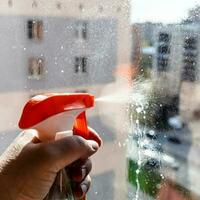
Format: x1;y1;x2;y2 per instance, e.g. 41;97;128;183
151;24;200;126
152;24;200;96
0;0;132;131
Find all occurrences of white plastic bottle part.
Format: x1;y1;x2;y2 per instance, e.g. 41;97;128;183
32;109;85;200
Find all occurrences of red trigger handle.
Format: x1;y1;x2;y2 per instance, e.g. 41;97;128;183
73;112;102;146
73;112;89;139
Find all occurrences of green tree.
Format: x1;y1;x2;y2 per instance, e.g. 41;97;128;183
182;5;200;24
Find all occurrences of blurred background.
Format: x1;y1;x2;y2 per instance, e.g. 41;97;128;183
0;0;200;199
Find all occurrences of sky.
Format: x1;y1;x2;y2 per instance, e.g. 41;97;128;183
131;0;200;23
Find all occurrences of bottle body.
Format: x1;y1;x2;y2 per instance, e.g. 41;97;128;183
44;169;74;200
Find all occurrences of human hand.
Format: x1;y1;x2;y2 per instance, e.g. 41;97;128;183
0;128;101;200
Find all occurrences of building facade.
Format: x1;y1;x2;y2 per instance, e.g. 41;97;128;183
152;24;200;96
152;24;200;125
0;0;132;132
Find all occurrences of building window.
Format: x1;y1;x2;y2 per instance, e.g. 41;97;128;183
157;56;168;71
8;0;13;7
56;2;62;10
184;37;197;50
98;5;104;12
32;0;38;8
75;21;87;40
158;45;170;54
157;32;171;72
27;20;43;40
182;36;198;82
79;3;84;12
28;58;44;79
159;32;171;42
75;57;87;73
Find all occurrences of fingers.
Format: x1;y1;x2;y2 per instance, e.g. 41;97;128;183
69;159;92;199
69;159;92;183
18;128;101;174
72;175;91;200
24;127;102;148
35;135;99;172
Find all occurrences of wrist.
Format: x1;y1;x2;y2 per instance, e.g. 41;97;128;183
0;173;14;200
0;162;22;200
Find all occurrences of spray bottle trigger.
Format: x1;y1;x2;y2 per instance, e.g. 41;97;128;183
73;111;89;139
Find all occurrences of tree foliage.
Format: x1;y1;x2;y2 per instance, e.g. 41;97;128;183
183;5;200;24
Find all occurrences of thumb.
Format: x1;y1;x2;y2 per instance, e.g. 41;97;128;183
36;135;99;172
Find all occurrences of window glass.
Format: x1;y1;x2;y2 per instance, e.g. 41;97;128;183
75;21;87;40
75;57;87;73
28;57;44;79
130;1;200;200
27;20;43;40
0;0;200;200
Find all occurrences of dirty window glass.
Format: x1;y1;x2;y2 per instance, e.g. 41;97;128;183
129;0;200;200
0;0;200;200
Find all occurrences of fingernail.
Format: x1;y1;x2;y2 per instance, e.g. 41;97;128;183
81;184;88;194
87;140;99;151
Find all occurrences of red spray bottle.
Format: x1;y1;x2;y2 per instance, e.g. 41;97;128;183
18;93;100;200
